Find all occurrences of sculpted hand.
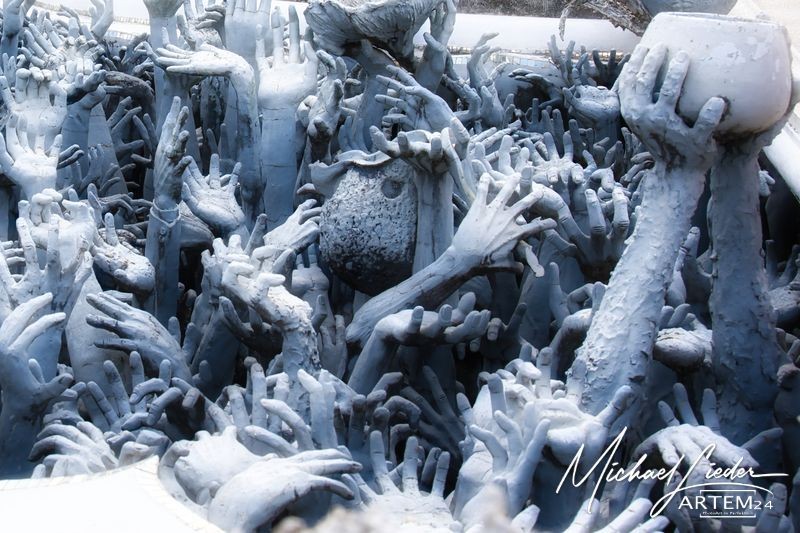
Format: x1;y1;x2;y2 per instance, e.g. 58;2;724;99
224;0;271;61
257;199;321;268
177;0;224;48
577;49;629;89
3;0;36;37
30;421;117;476
373;296;491;348
0;215;92;321
563;84;620;134
107;97;147;162
467;34;503;127
633;383;760;482
143;0;183;19
170;426;259;504
92;212;156;294
470;303;532;366
617;44;725;171
456;416;550;528
0;294;74;416
0;71;67;145
376;65;457;132
369;122;467;177
153;97;191;208
289;247;330;302
207;449;360;531
451;173;557;273
302;50;346;148
182;154;245;236
155;41;253;80
21;192;97;259
414;0;456;91
89;0;115;40
0;117;63;199
565;497;668;533
256;7;318;112
358;433;457;532
86;292;192;381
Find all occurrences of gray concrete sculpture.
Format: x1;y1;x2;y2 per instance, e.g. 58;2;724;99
0;1;796;532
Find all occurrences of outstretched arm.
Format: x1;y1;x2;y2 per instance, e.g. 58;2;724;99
347;173;556;346
568;44;726;418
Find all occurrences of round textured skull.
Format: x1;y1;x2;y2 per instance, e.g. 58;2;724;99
320;158;417;295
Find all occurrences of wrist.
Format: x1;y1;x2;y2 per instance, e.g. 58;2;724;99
224;223;249;241
260;112;301;167
153;197;181;217
149;16;174;29
261;107;297;121
229;65;256;92
441;244;481;277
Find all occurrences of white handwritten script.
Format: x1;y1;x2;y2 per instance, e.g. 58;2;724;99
555;427;787;517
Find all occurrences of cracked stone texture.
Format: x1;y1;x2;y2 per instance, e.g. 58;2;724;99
320;159;418;296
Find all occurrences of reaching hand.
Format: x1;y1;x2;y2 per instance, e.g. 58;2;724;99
224;0;271;62
182;154;245;236
89;0;115;40
143;0;183;19
155;42;253;79
177;0;224;48
0;116;63;199
302;50;347;149
373;296;491;348
451;173;557;273
207;449;360;531
634;383;761;485
0;293;74;416
3;0;36;37
618;44;726;171
92;212;156;294
357;433;457;531
0;70;67;145
256;7;318;112
0;215;92;322
153;97;191;208
563;85;620;134
457;416;549;528
86;292;192;381
376;65;457;132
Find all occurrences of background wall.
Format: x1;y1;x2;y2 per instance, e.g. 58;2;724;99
57;0;147;18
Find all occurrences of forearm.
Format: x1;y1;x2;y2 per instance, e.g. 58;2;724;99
348;334;396;395
61;105;94;153
190;307;240;399
147;17;199;160
347;247;475;347
415;48;446;92
0;405;39;477
709;151;781;440
261;108;301;229
144;203;182;326
229;76;262;223
413;174;454;273
568;166;706;415
0;29;20;62
67;276;126;395
591;117;621;145
150;17;179;131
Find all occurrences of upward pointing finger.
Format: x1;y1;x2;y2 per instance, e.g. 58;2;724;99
657;50;689;111
635;44;667;99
